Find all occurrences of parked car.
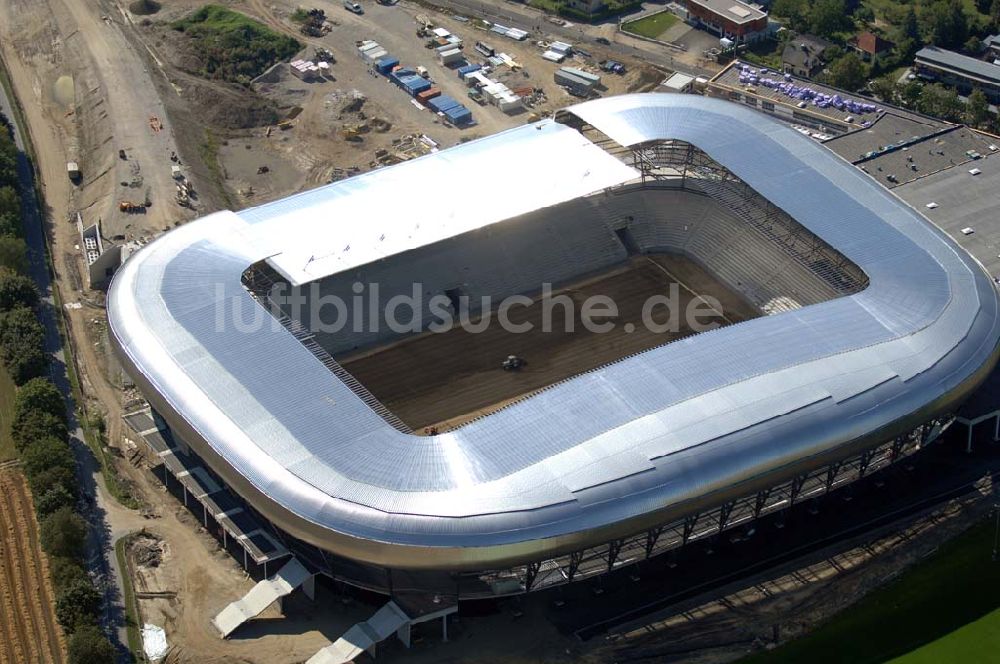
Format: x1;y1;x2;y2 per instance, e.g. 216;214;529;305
343;0;363;13
595;37;611;45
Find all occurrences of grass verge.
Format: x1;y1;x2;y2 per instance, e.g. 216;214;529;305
621;11;679;40
115;535;144;662
0;365;16;461
199;128;231;209
741;515;1000;664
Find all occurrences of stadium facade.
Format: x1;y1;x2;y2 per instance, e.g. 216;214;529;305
109;94;1000;600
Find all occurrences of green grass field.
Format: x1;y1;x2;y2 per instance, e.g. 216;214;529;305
891;605;1000;663
740;517;1000;664
172;5;301;84
621;11;679;40
0;367;17;461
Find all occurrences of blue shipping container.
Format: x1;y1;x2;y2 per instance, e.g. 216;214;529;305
445;105;472;125
429;95;460;112
456;63;481;77
376;57;399;74
401;76;432;95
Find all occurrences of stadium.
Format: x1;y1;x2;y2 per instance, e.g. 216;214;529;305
109;94;1000;626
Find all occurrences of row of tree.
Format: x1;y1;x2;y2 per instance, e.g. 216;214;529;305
0;115;114;662
0;118;48;385
14;380;115;662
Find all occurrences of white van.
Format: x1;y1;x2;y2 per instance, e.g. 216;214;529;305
343;0;363;13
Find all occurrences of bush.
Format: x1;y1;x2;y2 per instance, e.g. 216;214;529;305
15;377;67;423
55;577;102;633
172;5;302;84
49;556;88;594
22;436;75;478
12;409;68;453
0;305;49;384
35;483;78;517
0;268;38;310
40;506;87;559
67;625;115;664
27;463;77;498
0;237;28;273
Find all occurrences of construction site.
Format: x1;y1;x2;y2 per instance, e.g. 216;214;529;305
339;253;759;432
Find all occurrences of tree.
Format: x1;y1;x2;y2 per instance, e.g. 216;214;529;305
977;0;992;12
11;409;68;453
902;6;920;41
870;75;901;104
67;625;115;664
0;268;37;311
21;436;75;479
965;35;984;54
14;377;67;424
0;237;28;274
771;0;809;31
35;483;77;517
923;0;970;49
810;0;851;37
55;577;101;633
917;83;964;121
49;556;88;594
0;305;48;384
827;54;867;91
27;464;78;502
40;506;87;559
967;88;991;127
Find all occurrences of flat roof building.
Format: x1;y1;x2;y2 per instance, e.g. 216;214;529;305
684;0;768;42
915;46;1000;103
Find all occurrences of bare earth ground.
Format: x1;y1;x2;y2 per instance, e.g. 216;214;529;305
340;254;760;430
0;466;67;664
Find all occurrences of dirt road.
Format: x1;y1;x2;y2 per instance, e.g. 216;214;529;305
0;468;67;664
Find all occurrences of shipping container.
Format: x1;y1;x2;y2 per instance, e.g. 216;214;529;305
444;105;473;125
560;67;600;84
438;48;464;66
456;63;482;77
428;95;460;112
402;76;432;95
416;87;441;102
555;69;595;90
363;48;388;64
375;56;399;74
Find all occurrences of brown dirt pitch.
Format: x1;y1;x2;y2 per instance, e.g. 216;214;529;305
341;253;760;432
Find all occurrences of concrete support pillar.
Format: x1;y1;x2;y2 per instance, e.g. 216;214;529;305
183;485;188;507
396;622;411;648
994;415;999;442
302;574;316;602
442;614;448;643
968;424;974;454
203;504;208;528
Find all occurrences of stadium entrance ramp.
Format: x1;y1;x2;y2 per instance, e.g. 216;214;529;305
307;599;456;663
212;557;312;638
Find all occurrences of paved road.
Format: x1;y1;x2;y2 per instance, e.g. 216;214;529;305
0;66;130;661
421;0;716;78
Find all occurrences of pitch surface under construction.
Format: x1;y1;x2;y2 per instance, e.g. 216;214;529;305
339;253;761;431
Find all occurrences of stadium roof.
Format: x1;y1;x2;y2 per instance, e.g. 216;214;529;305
107;94;1000;570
